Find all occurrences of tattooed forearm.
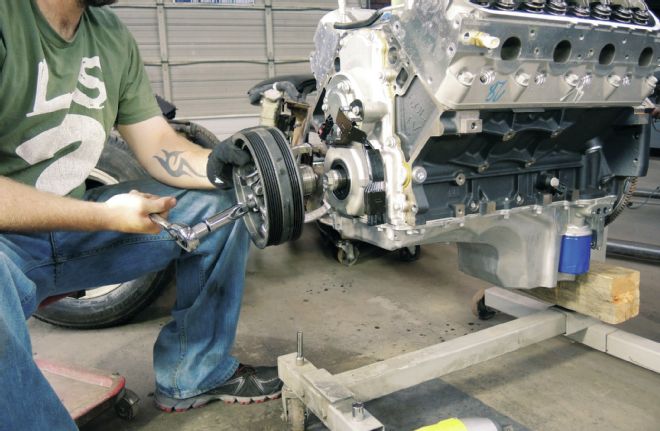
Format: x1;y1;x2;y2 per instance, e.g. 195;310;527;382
153;150;206;178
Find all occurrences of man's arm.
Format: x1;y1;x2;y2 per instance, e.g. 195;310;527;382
0;176;176;234
118;116;214;190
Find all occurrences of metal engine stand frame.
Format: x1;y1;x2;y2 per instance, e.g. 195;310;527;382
278;287;660;431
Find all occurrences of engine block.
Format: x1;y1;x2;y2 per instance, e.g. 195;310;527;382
304;1;658;288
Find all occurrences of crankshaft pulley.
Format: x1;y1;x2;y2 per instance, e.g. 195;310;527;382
233;127;305;249
152;126;305;252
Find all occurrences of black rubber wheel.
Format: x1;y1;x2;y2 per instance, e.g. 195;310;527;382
337;243;359;266
115;388;140;421
470;288;497;321
33;134;174;329
397;245;421;262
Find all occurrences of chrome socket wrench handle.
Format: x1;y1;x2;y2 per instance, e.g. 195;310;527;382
150;203;249;253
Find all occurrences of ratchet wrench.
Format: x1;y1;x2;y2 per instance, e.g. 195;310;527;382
150;203;249;252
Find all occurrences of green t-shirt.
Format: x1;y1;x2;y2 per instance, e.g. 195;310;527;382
0;0;161;197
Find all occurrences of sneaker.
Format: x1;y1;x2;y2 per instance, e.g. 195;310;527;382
154;364;283;412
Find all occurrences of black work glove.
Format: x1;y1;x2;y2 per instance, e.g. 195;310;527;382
206;135;252;188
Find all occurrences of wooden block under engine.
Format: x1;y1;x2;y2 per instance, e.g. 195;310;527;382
524;261;640;325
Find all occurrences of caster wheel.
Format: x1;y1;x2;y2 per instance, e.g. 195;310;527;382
471;288;496;321
337;243;359;266
397;245;421;262
115;388;140;421
285;397;307;431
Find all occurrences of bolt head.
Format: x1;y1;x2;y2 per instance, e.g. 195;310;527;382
458;71;475;86
412;167;428;184
534;72;546;85
331;124;342;139
479;70;495;85
565;73;579;87
516;72;530;87
608;74;622;87
550;177;560;188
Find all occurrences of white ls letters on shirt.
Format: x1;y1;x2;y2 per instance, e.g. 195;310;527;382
17;57;107;195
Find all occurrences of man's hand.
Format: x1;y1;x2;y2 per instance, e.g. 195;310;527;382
105;190;177;234
206;135;252;188
0;176;177;233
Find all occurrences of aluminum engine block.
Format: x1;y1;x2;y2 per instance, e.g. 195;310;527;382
305;1;658;288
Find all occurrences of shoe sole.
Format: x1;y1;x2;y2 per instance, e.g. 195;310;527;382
155;391;282;412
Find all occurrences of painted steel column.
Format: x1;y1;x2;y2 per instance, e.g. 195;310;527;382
264;0;276;77
156;0;173;101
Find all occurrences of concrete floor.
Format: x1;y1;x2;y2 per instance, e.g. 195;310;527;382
30;159;660;431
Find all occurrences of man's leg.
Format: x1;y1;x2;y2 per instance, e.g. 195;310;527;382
57;180;276;407
0;240;77;431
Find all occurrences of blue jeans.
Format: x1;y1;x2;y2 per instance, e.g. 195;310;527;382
0;179;250;431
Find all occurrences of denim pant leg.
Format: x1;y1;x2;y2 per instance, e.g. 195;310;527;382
0;238;78;431
79;179;251;399
0;179;248;430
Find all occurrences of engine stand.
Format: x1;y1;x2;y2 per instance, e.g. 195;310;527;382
278;287;660;431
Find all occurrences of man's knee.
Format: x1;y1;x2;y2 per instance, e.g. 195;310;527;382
0;252;37;318
174;188;236;221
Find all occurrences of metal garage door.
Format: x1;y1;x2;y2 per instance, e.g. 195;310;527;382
112;0;362;123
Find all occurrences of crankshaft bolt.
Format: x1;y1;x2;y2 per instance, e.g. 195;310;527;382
323;169;349;191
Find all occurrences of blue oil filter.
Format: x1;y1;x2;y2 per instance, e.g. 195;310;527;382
558;224;592;275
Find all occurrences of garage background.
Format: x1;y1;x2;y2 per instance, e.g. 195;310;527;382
112;0;363;136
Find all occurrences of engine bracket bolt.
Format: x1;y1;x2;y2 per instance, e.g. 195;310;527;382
412;167;428;184
454;173;466;186
534;72;547;86
565;73;580;87
608;74;622;88
457;71;475;87
516;72;531;87
479;70;495;85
